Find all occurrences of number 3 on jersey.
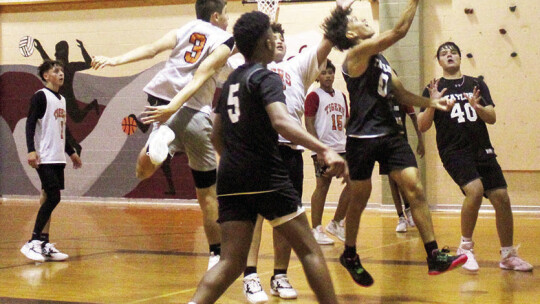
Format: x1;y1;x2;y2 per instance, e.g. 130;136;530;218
184;33;207;64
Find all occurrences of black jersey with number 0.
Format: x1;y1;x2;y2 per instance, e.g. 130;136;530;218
343;54;400;138
421;76;495;161
215;63;292;195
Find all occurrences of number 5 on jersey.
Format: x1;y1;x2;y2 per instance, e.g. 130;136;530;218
184;33;207;64
227;83;240;123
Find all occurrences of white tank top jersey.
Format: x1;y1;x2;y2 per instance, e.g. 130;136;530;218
309;88;347;155
34;88;67;164
143;19;233;115
267;46;326;149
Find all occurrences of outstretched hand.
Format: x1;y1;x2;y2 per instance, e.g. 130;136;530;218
466;86;482;109
76;39;84;48
337;0;356;10
91;56;115;69
429;97;454;112
427;78;447;100
141;105;175;124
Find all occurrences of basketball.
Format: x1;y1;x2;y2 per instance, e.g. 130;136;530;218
19;36;34;57
121;115;137;135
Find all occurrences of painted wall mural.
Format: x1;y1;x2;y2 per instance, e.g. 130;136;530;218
1;37;196;199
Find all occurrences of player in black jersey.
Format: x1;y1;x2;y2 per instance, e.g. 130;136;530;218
188;11;346;304
322;0;467;284
417;42;532;272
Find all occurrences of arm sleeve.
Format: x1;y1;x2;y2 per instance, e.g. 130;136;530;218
304;91;320;117
222;37;235;50
26;91;47;153
64;127;76;156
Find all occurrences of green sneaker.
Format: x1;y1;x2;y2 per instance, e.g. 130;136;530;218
340;253;374;287
427;247;468;275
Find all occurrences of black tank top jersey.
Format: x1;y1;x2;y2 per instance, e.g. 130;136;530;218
215;63;292;195
343;54;401;138
421;76;496;161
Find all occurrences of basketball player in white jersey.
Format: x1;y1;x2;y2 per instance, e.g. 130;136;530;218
305;59;349;245
21;59;82;262
91;0;234;269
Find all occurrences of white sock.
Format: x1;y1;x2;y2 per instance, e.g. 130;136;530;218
501;246;514;258
461;236;473;244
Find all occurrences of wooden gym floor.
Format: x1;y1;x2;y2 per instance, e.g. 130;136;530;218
0;200;539;304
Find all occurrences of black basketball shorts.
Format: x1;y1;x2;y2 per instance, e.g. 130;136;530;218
443;153;507;193
217;186;304;227
36;163;66;191
346;134;417;181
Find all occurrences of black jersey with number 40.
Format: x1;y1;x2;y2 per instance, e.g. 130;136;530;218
421;76;496;161
215;63;292;196
343;54;401;138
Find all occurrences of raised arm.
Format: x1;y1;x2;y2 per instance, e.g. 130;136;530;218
417;78;447;132
141;43;234;124
91;29;177;69
467;86;496;124
346;0;419;76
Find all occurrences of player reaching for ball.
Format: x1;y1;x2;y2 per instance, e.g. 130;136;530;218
321;0;467;286
91;0;234;270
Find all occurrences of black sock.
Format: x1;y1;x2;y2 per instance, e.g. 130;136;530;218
244;266;257;277
209;243;221;256
273;269;287;277
404;202;410;209
31;232;40;241
424;241;438;257
39;233;50;244
397;211;404;218
344;245;357;259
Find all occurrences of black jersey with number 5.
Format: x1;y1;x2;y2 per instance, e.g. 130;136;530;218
421;76;496;161
343;54;400;138
215;63;292;195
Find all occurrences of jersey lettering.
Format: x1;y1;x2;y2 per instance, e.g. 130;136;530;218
226;83;240;123
450;102;478;123
184;33;207;64
270;68;292;87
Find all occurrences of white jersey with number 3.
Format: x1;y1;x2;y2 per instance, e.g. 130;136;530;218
35;88;67;164
143;19;232;115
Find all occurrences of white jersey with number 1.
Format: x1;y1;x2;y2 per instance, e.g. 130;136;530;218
35;88;67;164
143;19;232;115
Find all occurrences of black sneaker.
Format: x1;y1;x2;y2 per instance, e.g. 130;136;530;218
339;253;374;287
427;247;468;275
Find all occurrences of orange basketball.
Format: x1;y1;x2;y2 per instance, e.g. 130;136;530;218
121;116;137;135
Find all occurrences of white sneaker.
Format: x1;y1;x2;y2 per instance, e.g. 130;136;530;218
405;208;415;227
457;241;479;272
395;217;408;233
43;243;69;261
207;252;220;270
20;240;45;262
270;274;297;299
500;246;533;272
312;225;334;245
147;125;175;165
243;273;268;304
325;220;345;242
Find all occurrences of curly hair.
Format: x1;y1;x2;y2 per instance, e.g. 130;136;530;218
233;11;271;60
38;59;63;81
321;6;355;51
271;22;285;37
